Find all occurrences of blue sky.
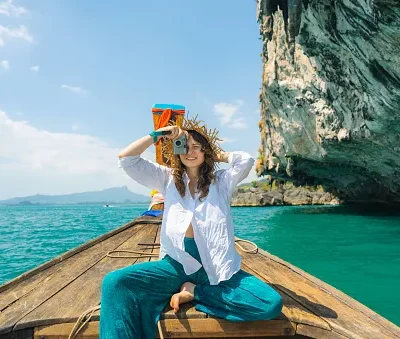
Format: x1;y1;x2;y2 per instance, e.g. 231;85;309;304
0;0;263;199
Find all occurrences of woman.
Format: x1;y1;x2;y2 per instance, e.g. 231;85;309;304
100;119;283;339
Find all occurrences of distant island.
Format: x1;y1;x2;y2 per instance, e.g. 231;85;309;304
0;186;150;205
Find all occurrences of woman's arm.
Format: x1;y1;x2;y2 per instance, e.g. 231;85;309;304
215;151;255;196
118;125;185;193
214;151;230;163
118;125;184;158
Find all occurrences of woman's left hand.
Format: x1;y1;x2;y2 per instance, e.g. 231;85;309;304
214;151;229;163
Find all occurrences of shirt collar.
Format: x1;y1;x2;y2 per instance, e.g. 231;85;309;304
183;172;198;183
183;173;199;198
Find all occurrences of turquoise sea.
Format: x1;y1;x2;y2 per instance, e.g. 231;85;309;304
0;203;399;326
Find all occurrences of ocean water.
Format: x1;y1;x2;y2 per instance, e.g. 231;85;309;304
0;203;399;326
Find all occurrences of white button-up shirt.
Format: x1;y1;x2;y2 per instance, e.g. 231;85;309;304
118;151;255;285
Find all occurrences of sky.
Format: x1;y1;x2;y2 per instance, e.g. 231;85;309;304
0;0;263;200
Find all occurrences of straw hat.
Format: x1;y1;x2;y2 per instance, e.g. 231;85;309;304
161;114;223;167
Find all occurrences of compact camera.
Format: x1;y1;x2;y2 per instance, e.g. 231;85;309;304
173;135;187;154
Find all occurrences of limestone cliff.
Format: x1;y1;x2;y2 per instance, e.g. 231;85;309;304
256;0;400;203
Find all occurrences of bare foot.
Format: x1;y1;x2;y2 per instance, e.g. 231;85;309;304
170;282;196;314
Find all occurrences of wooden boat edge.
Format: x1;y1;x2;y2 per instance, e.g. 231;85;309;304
0;215;162;294
253;246;400;336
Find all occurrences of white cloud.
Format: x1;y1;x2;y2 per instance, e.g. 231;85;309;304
0;110;155;199
30;65;39;72
61;84;88;96
214;102;238;124
1;59;9;70
219;137;234;143
213;100;248;129
228;117;247;129
0;25;33;47
0;0;27;17
71;123;80;131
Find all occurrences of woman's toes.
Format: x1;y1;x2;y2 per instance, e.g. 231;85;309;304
170;294;180;313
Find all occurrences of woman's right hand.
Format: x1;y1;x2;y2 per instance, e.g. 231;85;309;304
156;125;185;141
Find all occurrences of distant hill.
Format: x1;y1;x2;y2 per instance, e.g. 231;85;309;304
0;186;150;205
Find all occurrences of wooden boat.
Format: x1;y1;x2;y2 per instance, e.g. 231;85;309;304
0;214;399;339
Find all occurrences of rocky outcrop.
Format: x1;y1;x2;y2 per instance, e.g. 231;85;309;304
256;0;400;203
231;184;341;206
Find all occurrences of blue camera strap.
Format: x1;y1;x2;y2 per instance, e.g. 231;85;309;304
149;130;171;143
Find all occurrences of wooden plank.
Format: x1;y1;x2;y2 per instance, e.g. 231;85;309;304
14;224;159;330
0;223;144;335
34;323;99;339
237;246;400;339
161;302;207;320
241;263;331;331
33;319;296;338
296;324;347;339
0;264;63;311
150;224;161;264
157;318;296;338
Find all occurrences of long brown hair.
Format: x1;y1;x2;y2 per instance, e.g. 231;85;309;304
172;130;216;201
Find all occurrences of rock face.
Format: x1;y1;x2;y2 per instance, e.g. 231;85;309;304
256;0;400;203
231;186;341;206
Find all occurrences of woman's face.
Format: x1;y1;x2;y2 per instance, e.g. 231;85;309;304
179;134;205;169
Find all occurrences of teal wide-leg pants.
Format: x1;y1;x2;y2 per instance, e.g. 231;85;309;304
100;238;283;339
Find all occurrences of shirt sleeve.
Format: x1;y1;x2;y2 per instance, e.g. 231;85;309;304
217;151;255;196
118;155;171;194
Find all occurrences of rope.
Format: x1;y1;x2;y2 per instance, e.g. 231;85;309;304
68;305;100;339
106;242;160;259
235;237;259;254
106;238;257;258
68;237;258;339
106;249;160;258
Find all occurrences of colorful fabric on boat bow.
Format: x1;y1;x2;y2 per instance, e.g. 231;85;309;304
148;190;164;210
152;107;185;146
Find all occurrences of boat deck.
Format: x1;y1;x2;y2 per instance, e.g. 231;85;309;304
0;215;399;338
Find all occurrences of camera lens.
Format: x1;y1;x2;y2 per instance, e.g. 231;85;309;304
175;140;181;146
